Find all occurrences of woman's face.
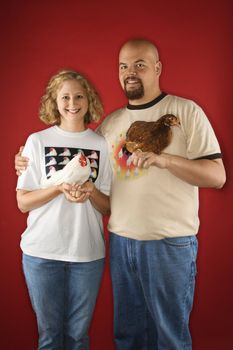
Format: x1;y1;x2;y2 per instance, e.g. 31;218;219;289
56;79;89;130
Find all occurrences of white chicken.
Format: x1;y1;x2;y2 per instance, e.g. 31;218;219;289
41;152;91;189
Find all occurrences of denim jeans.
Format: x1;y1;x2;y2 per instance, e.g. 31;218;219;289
22;254;104;350
109;233;198;350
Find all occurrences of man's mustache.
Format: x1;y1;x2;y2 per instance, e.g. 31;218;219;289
124;76;142;85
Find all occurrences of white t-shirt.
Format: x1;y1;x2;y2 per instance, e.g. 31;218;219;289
98;93;222;240
16;126;112;262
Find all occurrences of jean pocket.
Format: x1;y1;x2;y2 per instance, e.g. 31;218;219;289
163;236;196;248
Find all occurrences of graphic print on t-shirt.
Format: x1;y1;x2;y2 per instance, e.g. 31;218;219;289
110;131;146;180
44;147;100;182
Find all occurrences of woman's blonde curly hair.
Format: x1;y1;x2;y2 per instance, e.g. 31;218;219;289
39;69;103;125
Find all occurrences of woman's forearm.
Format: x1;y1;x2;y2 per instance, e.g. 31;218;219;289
17;186;62;213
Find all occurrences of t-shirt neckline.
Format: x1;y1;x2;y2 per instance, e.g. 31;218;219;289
127;92;167;110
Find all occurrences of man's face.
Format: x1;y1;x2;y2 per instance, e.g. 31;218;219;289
123;74;144;100
119;43;160;104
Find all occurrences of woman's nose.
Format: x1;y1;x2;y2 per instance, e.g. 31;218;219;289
70;97;77;106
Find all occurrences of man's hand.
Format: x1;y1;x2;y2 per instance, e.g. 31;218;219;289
132;150;170;169
15;146;29;176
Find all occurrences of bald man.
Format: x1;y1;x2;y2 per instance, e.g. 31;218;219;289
15;39;226;350
98;39;226;350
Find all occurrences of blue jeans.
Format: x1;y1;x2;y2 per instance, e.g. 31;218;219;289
109;233;198;350
22;254;104;350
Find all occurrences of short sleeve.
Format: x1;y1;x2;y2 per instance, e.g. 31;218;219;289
16;134;42;191
182;103;221;160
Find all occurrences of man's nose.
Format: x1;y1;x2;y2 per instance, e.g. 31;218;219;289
128;69;136;76
127;65;137;75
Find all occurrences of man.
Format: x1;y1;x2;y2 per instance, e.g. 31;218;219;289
15;39;226;350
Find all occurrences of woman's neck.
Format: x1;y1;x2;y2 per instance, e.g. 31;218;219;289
59;121;87;133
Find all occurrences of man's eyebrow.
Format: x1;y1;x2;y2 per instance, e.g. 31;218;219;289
119;59;146;66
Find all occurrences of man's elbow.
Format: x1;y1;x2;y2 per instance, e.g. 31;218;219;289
213;170;226;189
211;160;226;189
214;178;226;189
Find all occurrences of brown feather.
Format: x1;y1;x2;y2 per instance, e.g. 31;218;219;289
125;114;180;154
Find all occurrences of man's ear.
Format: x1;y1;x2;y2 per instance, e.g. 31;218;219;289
155;61;162;75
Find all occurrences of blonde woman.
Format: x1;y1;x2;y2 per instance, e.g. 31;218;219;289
16;69;111;350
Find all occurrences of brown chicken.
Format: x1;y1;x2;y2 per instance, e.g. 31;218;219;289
124;114;180;154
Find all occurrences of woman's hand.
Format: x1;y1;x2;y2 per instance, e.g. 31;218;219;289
60;181;110;214
60;182;94;203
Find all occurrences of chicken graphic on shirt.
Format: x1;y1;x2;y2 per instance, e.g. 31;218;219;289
59;148;71;156
47;166;57;177
58;156;70;165
46;157;57;167
41;153;91;188
45;147;57;156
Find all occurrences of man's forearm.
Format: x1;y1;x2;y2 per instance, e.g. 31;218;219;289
164;155;226;188
89;187;110;215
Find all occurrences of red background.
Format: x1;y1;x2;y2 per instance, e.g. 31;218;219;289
1;1;233;349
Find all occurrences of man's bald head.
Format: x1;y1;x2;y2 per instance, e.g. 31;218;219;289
119;39;159;63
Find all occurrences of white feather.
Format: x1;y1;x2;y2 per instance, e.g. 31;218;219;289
41;154;91;188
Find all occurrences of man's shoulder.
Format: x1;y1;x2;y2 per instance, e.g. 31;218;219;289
166;94;200;109
105;107;126;123
96;107;126;135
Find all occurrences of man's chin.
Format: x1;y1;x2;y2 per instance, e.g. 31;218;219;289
125;88;144;100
